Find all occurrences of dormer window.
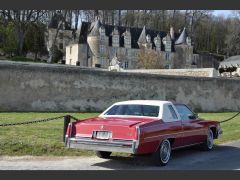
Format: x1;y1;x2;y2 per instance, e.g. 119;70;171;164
124;36;131;48
164;34;172;52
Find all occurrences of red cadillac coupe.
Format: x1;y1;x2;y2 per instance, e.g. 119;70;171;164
65;100;222;166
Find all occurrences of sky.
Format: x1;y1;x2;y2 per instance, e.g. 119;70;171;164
213;10;233;17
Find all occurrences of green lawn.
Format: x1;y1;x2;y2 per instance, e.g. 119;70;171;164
0;113;99;156
0;112;239;156
198;112;240;144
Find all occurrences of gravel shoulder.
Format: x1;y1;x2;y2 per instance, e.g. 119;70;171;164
1;140;240;170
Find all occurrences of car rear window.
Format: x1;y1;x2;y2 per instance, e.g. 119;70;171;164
104;104;160;117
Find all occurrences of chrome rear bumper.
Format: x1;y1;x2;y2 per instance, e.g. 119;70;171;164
66;137;137;154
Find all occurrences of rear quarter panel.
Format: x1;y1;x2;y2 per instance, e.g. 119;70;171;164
136;120;182;154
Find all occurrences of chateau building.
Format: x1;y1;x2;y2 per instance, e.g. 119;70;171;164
65;18;199;69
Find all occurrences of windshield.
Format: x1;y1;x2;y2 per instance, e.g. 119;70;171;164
104;104;160;117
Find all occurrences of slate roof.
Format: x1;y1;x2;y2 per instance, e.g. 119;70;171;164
79;21;180;51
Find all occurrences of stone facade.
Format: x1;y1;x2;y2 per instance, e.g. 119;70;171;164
65;19;201;69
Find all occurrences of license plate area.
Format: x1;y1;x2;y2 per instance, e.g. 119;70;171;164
92;131;112;140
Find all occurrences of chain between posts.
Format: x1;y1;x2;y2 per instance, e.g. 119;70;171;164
0;115;79;127
219;112;240;123
0;112;239;126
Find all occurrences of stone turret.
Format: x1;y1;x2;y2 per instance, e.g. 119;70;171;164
87;18;101;67
175;27;187;45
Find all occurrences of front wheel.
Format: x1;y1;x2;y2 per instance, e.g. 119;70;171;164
96;151;112;159
152;139;171;166
201;129;214;151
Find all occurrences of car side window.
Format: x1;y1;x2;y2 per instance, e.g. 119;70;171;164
174;104;195;120
168;105;178;119
162;104;179;122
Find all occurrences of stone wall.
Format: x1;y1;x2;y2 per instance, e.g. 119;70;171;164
122;68;219;77
0;61;239;112
196;53;220;69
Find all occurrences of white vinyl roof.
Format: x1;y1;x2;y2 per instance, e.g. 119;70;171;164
114;100;171;106
99;100;181;121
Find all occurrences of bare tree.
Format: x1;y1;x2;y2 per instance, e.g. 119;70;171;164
137;47;164;69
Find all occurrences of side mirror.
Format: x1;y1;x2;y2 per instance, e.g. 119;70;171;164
188;114;198;120
195;113;199;118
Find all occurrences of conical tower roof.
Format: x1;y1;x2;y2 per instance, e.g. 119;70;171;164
175;27;187;45
137;26;147;46
88;18;101;36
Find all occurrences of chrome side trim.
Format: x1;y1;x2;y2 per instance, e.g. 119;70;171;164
144;128;205;140
172;142;203;150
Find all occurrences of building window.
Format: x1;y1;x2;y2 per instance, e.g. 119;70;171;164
100;45;105;53
100;34;105;41
165;53;170;60
59;33;63;39
59;43;63;50
124;61;129;69
70;46;72;54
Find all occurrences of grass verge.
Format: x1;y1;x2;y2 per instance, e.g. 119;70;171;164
0;112;239;156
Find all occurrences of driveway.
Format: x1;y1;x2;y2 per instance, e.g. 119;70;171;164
1;140;240;170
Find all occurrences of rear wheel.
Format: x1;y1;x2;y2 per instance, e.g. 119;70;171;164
96;151;112;159
201;129;214;151
152;139;171;166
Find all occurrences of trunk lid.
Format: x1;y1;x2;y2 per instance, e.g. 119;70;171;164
72;116;156;140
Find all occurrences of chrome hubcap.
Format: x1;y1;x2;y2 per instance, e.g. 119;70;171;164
160;140;171;163
207;130;213;149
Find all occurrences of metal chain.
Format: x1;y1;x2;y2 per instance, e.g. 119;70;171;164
220;112;240;123
0;111;239;126
0;115;65;127
69;115;79;121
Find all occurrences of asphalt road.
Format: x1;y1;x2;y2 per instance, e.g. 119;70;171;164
1;140;240;170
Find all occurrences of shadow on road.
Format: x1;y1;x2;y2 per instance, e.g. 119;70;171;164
91;144;240;170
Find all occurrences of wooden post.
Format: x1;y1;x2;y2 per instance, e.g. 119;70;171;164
63;115;71;142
